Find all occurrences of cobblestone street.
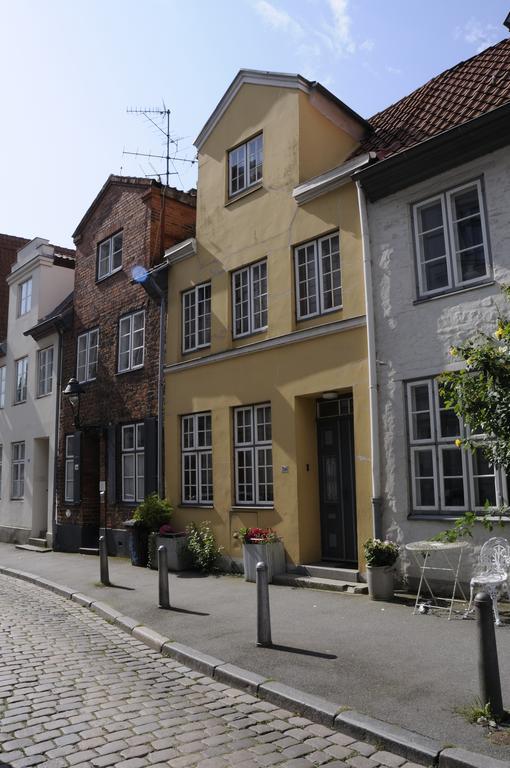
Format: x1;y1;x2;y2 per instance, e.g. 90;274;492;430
0;575;423;768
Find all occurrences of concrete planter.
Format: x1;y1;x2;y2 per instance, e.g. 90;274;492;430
156;534;191;571
243;541;286;583
366;564;395;601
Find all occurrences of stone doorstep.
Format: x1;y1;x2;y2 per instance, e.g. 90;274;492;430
272;574;368;594
15;544;53;553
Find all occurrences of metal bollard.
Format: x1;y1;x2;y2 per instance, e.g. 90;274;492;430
158;545;170;609
475;591;504;721
256;561;272;647
99;535;110;586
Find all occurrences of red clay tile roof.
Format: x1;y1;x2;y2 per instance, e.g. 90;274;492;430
358;37;510;159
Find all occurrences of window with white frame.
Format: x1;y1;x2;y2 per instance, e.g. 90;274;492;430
0;366;5;408
97;231;123;280
232;260;268;338
413;180;490;298
64;435;75;502
11;442;25;499
234;403;273;505
18;278;32;316
181;412;213;504
295;232;341;320
77;329;99;383
37;346;54;397
182;283;211;353
228;134;263;198
118;311;145;372
14;357;28;403
121;424;144;502
407;378;504;514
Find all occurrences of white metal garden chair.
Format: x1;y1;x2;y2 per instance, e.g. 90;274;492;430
464;537;510;626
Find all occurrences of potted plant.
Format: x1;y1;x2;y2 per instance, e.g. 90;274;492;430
364;537;400;601
234;527;285;583
156;523;191;571
125;494;173;567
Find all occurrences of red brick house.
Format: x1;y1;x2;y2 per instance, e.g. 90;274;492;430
57;176;196;552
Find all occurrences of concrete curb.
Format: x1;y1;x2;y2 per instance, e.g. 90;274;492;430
2;566;509;768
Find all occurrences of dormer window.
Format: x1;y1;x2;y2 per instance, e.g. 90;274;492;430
18;278;32;316
228;134;263;198
97;231;123;280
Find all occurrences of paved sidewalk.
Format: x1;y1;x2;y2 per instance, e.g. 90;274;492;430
0;545;509;762
0;574;423;768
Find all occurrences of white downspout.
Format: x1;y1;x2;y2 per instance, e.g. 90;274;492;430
356;180;382;538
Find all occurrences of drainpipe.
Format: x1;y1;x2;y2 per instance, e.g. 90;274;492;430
52;324;64;545
356;180;382;539
145;275;166;498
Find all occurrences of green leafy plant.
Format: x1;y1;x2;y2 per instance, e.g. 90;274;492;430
133;493;173;531
457;698;494;725
186;521;223;572
364;538;399;567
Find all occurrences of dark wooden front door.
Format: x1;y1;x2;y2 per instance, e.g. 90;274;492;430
317;396;357;565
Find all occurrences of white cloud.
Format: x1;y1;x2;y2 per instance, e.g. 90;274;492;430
360;38;375;52
327;0;356;55
385;65;402;76
454;18;500;53
253;0;304;40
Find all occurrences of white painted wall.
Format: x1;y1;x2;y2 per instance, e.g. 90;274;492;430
367;145;510;584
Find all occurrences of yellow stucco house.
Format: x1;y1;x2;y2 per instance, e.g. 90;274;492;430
164;70;375;575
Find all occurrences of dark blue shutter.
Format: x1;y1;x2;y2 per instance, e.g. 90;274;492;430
144;417;158;497
107;425;117;505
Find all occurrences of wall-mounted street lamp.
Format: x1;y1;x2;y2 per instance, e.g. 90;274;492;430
63;377;85;429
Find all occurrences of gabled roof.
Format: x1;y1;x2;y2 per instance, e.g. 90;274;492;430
194;69;371;151
357;37;510;160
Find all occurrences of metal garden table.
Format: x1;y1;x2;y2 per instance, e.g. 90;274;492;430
405;540;469;620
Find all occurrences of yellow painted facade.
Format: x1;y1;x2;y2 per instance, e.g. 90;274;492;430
164;76;372;568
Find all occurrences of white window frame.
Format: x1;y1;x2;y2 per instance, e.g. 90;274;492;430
438;444;469;512
37;346;54;397
182;283;211;353
181;412;213;505
76;329;99;383
18;278;32;316
232;260;268;339
0;366;5;408
228;134;263;198
11;441;25;499
410;446;439;512
413;180;490;298
121;424;144;503
118;311;145;373
14;357;28;403
295;233;342;320
97;231;123;281
234;403;273;506
64;435;75;503
406;379;435;445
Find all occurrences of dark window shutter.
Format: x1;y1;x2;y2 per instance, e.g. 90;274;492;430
107;425;117;505
144;417;158;497
73;430;81;504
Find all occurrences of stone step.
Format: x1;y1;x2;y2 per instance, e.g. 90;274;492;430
300;564;361;582
28;537;48;548
15;544;52;553
272;574;368;594
79;547;99;556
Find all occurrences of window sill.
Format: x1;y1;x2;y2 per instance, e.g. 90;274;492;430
182;344;211;357
233;326;268;342
179;504;214;509
225;183;263;206
116;366;145;376
13;400;27;406
36;392;52;400
408;512;510;522
413;280;495;305
96;267;123;284
230;506;275;512
296;306;343;323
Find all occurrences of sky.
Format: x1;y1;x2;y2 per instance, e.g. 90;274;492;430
0;0;509;248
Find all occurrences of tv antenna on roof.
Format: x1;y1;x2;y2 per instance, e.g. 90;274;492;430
124;104;196;187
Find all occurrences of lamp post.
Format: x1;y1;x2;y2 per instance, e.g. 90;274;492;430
63;377;85;430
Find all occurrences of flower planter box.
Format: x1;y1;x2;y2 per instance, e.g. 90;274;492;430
243;541;286;583
366;564;395;601
156;533;191;571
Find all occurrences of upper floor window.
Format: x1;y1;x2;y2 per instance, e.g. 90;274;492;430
232;260;268;339
118;310;145;372
11;441;25;499
0;366;5;408
18;278;32;316
77;329;99;383
97;231;123;280
295;233;341;320
234;403;273;506
183;283;211;353
121;423;144;503
37;346;54;397
413;180;490;299
181;412;213;505
228;134;263;198
14;357;28;403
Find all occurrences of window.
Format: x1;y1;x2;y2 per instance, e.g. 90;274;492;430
64;435;75;503
181;412;213;505
182;283;211;353
234;403;273;506
14;357;28;403
0;366;5;408
11;442;25;499
118;311;145;372
407;378;505;514
413;180;490;298
232;260;268;338
121;424;144;502
37;346;54;397
18;278;32;316
77;329;99;383
97;231;123;280
295;233;341;320
228;134;263;197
